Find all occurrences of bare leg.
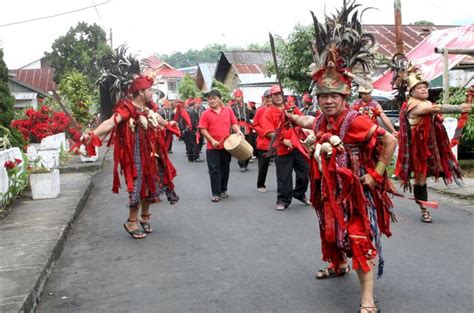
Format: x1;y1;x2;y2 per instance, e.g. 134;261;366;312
356;266;376;312
139;200;153;233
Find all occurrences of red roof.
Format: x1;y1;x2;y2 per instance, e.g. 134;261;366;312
144;55;165;69
364;24;455;56
157;66;185;78
14;68;56;93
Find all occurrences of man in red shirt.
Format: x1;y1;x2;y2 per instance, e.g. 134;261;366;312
253;89;273;192
198;89;242;202
262;85;310;210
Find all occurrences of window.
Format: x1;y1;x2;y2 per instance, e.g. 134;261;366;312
168;81;177;91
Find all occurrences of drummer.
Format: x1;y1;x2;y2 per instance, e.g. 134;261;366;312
198;89;243;202
262;85;310;210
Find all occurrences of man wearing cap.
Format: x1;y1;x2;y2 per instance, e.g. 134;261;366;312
198;89;243;202
301;92;317;116
253;89;273;192
84;75;177;239
158;99;175;153
262;84;310;210
352;85;398;136
232;89;255;172
395;67;472;223
185;98;204;162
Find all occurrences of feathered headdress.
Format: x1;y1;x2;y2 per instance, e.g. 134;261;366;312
388;53;429;108
97;44;142;105
310;0;377;95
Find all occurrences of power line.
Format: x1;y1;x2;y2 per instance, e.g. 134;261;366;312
0;0;111;28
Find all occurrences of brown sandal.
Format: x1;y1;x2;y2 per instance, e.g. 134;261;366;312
420;209;432;223
316;264;350;279
124;219;146;239
139;214;153;233
359;304;379;312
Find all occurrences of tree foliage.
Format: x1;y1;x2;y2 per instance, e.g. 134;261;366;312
0;49;24;149
211;80;232;104
45;22;111;87
266;24;314;93
59;70;93;126
178;74;200;100
159;44;227;68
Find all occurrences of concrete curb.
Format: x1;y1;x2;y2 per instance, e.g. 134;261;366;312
18;147;110;313
427;186;474;200
19;181;93;313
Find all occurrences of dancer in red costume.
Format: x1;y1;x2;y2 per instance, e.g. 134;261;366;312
284;3;397;312
83;47;180;239
392;56;472;223
352;84;398;136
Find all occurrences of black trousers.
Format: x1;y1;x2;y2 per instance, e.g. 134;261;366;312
257;149;270;188
185;131;201;161
275;149;309;205
206;149;232;196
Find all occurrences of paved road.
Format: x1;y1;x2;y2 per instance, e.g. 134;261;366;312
38;140;473;313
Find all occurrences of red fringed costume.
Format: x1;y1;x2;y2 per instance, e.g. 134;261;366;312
311;109;395;277
111;99;179;207
395;98;463;190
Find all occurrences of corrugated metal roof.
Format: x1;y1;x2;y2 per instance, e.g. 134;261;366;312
198;62;217;90
363;24;456;56
14;68;56;92
223;51;272;65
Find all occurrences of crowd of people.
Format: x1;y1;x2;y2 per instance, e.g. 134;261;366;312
80;4;471;312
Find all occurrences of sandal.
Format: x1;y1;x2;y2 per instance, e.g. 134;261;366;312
359;304;379;312
316;264;350;279
211;196;220;202
220;192;229;198
124;219;146;239
139;214;153;233
420;209;432;223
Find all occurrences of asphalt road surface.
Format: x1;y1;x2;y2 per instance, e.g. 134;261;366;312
38;140;473;313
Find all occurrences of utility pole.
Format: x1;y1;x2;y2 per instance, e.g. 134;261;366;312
394;0;404;54
109;28;113;49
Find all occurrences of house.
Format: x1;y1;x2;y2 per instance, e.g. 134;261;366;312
373;25;474;91
195;63;217;92
214;51;278;103
8;57;56;109
7;72;49;109
144;55;185;100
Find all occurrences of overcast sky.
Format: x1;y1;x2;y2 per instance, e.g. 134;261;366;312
1;0;472;69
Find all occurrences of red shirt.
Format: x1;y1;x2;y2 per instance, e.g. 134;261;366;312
198;106;238;150
262;105;305;156
253;105;271;150
314;109;374;144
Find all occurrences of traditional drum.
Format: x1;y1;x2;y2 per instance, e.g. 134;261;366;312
223;133;253;161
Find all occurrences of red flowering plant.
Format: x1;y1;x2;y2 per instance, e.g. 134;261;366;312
11;105;80;144
1;157;28;211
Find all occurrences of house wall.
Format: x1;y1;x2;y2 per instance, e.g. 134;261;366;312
154;78;181;101
223;67;240;91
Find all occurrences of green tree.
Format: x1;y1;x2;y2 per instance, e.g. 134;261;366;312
178;74;200;100
410;20;435;26
0;49;24;149
211;80;232;104
45;22;111;87
58;70;93;126
160;44;228;68
266;24;314;93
